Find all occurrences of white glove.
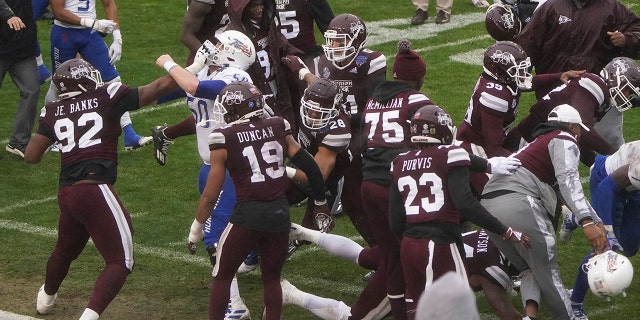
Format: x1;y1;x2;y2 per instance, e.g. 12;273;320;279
185;40;216;74
187;219;204;254
109;29;122;65
604;224;624;252
487;156;521;175
80;18;116;34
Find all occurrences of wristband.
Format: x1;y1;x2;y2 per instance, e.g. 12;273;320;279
285;166;296;179
163;61;179;73
298;68;311;81
314;199;327;206
80;18;94;28
581;221;596;228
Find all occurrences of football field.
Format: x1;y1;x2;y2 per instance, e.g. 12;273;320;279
1;0;639;319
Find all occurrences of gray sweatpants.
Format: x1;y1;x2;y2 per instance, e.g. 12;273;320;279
481;192;573;320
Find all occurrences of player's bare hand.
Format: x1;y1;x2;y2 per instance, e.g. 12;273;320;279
583;222;607;254
156;55;174;68
608;31;626;47
560;70;586;84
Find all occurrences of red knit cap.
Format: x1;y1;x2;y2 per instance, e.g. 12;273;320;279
393;39;427;81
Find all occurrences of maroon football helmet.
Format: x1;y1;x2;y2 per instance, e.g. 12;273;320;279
485;4;521;41
410;105;455;145
213;81;265;125
323;13;367;70
600;57;640;112
53;58;103;100
300;79;343;129
483;41;532;90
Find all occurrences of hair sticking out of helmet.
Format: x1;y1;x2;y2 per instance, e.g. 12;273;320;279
322;13;367;70
600;57;640;112
410;105;455;145
212;81;265;125
485;4;521;41
300;79;343;129
210;30;256;71
53;58;103;99
393;39;427;81
584;250;633;298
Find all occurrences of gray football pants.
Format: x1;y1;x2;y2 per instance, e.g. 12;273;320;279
481;192;573;320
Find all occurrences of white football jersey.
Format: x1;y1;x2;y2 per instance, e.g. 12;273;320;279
54;0;97;28
189;67;252;164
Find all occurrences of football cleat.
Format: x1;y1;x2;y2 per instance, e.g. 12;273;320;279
559;206;578;244
225;296;250;320
281;278;304;306
362;270;376;282
124;135;152;151
151;125;173;165
36;284;57;315
6;143;26;159
571;303;589;320
237;249;259;274
49;142;61;152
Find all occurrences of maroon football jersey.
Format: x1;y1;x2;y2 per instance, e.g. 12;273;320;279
209;117;292;202
390;145;471;225
363;88;432;149
513;129;578;185
297;112;351;185
38;82;132;167
462;229;519;291
250;27;277;86
313;50;386;120
456;76;519;157
275;0;317;52
519;73;609;141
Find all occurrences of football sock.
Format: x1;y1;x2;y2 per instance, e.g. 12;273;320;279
79;308;99;320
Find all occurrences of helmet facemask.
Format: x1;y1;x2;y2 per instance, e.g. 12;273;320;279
507;56;532;90
607;73;640;112
322;30;365;70
299;95;340;129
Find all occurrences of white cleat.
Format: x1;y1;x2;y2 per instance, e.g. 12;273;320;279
225;295;250;320
36;284;57;315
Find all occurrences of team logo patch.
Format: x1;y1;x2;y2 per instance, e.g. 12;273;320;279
558;15;571;24
355;55;367;67
224;90;245;105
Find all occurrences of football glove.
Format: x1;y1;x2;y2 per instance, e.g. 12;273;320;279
487;156;521;175
502;227;531;249
313;200;334;233
604;224;624;252
80;18;116;34
281;55;310;80
109;29;122;65
187;219;204;255
185;40;215;74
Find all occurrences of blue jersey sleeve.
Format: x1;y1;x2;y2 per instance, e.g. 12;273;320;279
194;80;227;100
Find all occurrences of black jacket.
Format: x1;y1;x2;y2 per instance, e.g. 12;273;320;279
0;0;37;59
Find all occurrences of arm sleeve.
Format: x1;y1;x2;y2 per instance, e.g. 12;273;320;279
194;79;227;100
479;107;513;157
389;182;406;238
290;148;326;202
469;154;490;173
617;4;640;59
530;73;562;93
448;166;508;235
550;138;601;224
307;0;334;33
0;0;15;21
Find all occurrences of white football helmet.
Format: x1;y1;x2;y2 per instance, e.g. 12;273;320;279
210;30;256;71
583;250;634;298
